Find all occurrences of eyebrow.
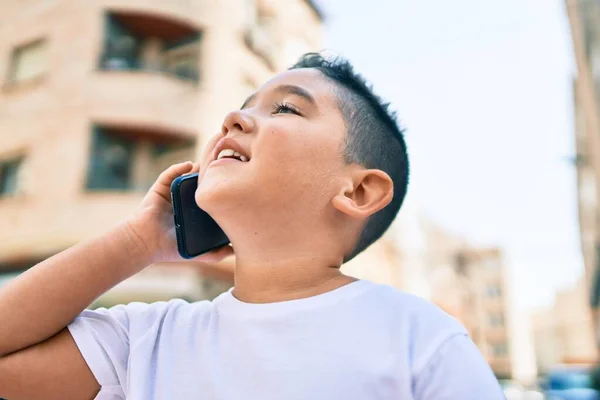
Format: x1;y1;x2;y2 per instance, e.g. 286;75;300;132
240;84;317;110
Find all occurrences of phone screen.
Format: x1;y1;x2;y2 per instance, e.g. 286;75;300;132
172;174;230;258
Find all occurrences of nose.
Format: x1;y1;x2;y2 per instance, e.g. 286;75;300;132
221;110;256;136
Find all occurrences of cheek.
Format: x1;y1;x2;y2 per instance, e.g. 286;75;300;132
256;126;341;190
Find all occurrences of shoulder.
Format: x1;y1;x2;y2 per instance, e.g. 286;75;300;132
359;282;466;334
412;334;504;399
122;298;215;328
73;298;215;339
356;282;469;369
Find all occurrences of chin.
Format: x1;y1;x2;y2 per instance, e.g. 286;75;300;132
195;174;249;214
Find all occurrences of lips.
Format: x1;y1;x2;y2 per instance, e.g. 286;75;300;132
212;137;250;163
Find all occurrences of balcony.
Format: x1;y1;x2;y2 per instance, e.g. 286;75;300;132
100;11;201;82
86;71;199;134
87;12;203;131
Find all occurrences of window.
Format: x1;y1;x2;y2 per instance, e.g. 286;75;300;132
100;12;201;82
488;313;504;327
0;157;23;197
87;130;135;190
86;126;195;191
7;39;48;84
163;39;200;81
485;285;502;298
490;343;508;357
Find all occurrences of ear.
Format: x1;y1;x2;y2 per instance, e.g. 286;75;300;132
331;168;394;221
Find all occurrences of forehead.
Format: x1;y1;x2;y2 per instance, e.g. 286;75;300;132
259;68;340;110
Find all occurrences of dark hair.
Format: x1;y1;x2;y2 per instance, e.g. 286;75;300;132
290;53;410;262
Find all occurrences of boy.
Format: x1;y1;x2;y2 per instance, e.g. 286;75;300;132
0;54;504;399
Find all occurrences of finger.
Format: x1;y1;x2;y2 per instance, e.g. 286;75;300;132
185;162;201;175
155;162;193;188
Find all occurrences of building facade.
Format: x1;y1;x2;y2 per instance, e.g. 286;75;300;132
0;0;322;302
566;0;600;342
424;224;514;379
532;277;598;373
462;248;513;379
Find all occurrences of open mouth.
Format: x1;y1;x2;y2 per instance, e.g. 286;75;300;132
212;137;251;164
215;148;249;162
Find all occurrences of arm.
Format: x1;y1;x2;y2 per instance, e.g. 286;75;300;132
0;220;152;359
413;334;505;400
0;161;232;399
0;222;145;400
0;329;100;400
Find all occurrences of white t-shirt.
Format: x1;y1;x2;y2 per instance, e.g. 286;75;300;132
68;279;504;399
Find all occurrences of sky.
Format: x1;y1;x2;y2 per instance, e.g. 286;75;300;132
317;0;579;312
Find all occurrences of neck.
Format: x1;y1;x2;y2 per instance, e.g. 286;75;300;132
213;211;359;304
231;248;356;304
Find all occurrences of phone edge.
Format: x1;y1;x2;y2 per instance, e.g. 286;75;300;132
170;174;196;259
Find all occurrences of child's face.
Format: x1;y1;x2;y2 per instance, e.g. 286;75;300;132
195;68;349;226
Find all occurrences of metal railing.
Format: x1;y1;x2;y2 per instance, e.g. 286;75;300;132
99;52;199;83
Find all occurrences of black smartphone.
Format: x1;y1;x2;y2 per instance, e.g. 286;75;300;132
170;173;230;259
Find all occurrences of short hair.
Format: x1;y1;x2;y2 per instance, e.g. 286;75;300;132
290;53;410;262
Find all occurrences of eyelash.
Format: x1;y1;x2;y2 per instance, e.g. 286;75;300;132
272;102;301;116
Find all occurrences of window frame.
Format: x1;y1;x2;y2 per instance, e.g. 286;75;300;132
86;127;136;191
5;38;49;86
0;156;25;198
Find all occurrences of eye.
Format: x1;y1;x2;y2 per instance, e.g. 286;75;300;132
272;102;301;116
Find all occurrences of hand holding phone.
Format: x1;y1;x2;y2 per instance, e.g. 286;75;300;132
126;162;233;264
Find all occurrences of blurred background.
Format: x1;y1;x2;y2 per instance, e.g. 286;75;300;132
0;0;598;398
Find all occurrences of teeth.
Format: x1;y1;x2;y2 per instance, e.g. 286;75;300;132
216;148;249;161
217;149;235;160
